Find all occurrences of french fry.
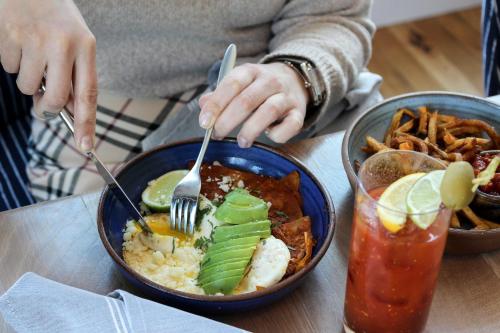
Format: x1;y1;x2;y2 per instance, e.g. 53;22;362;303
447;126;483;137
397;133;429;154
437;114;457;123
428;111;438;144
449;120;499;147
396;119;415;133
450;212;461;228
384;108;415;146
442;130;457;146
461;207;490;230
364;107;499;231
363;136;391;153
417;106;428;135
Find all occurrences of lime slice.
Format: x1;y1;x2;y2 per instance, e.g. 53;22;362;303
406;170;445;229
440;161;475;210
377;173;425;233
141;170;188;211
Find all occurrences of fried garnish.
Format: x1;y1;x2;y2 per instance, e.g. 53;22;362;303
272;216;315;277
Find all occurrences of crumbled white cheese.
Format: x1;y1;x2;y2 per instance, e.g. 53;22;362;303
213;161;221;166
237;180;245;188
206;176;212;182
219;184;230;192
266;201;272;208
222;176;231;183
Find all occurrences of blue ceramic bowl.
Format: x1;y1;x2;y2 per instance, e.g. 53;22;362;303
341;92;500;255
97;138;335;313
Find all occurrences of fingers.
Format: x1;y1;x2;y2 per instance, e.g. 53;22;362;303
37;41;74;115
198;92;213;109
72;35;97;151
0;41;21;74
198;64;257;129
212;77;282;139
237;93;292;148
266;109;305;144
16;50;46;96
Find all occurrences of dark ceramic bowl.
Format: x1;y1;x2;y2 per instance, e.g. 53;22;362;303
341;92;500;255
97;138;335;313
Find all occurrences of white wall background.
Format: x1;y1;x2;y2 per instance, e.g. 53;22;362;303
372;0;482;27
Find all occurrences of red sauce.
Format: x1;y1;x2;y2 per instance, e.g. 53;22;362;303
344;187;451;333
472;153;500;196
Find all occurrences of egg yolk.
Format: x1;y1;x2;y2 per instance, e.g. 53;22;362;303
144;214;189;242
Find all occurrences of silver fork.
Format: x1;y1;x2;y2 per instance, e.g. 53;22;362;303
170;44;237;234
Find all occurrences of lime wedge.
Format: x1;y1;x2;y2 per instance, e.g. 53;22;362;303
440;161;475;210
141;170;188;211
377;173;425;233
406;170;445;229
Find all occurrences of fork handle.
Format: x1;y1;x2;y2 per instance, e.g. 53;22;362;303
191;44;237;173
192;127;213;172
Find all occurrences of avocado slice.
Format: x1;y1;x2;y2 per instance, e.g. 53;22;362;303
202;275;243;295
198;267;246;286
215;189;268;224
212;220;270;242
201;257;251;272
206;236;260;253
197;260;249;281
201;247;256;267
213;228;271;243
206;243;258;257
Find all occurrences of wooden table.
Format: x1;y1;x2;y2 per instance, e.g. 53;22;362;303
1;131;500;333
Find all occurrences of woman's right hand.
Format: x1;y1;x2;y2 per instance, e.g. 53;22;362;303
0;0;97;151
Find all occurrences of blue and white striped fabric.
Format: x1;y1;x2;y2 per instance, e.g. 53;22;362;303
483;0;500;96
0;70;35;212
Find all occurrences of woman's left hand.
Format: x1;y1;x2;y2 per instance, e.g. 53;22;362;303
198;62;309;148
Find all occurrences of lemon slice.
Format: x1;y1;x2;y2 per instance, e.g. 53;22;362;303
406;170;445;229
440;161;475;210
141;170;188;211
377;173;425;232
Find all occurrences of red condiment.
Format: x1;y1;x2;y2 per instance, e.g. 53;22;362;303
472;153;500;196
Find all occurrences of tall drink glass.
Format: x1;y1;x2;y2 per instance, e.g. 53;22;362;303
343;151;452;333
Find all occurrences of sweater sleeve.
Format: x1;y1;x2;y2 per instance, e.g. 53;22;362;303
260;0;375;128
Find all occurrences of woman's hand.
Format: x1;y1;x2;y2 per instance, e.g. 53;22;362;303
198;62;309;147
0;0;97;151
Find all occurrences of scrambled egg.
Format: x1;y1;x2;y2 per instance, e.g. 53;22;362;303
122;196;290;295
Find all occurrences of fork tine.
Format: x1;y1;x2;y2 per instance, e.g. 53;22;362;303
170;199;177;231
182;200;190;234
176;199;184;232
188;200;197;235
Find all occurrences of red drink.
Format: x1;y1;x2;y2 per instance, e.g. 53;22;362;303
344;187;451;333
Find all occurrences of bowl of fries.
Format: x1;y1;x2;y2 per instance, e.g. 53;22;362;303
342;91;500;254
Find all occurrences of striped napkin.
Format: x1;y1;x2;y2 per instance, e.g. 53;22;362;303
0;273;245;333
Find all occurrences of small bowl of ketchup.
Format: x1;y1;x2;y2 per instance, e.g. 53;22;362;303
470;150;500;221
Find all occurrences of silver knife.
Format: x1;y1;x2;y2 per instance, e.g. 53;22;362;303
39;83;153;234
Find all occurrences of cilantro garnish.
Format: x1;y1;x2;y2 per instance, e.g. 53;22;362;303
194;236;211;252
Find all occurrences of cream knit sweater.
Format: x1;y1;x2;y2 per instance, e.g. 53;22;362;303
75;0;375;121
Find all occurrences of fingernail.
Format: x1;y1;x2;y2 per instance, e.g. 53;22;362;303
238;136;250;148
79;136;94;152
199;112;213;128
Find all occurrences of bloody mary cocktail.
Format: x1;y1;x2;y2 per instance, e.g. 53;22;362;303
344;151;452;333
